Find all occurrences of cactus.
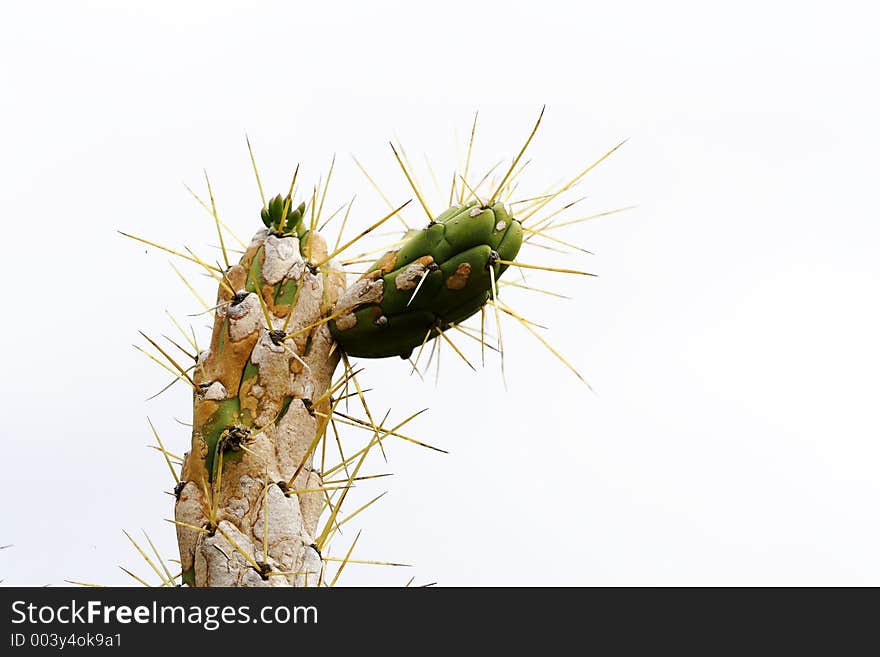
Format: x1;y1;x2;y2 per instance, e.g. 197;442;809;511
111;109;625;587
173;189;350;586
329;200;522;358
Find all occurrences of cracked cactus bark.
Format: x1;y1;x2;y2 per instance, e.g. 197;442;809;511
174;196;346;587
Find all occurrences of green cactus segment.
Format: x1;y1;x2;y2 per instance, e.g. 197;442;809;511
202;398;242;482
331;200;523;358
244;246;265;295
338;307;437;359
261;195;308;237
274;277;298;306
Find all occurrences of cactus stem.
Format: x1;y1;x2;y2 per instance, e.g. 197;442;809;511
283;306;351;341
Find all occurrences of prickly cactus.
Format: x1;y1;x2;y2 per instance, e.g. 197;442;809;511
175;193;347;587
115;109;624;588
330;201;522;358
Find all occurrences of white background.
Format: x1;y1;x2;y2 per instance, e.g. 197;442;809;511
1;1;879;586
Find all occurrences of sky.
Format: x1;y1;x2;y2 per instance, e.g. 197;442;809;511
1;0;879;586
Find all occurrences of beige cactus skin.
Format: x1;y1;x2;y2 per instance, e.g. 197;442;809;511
174;227;346;587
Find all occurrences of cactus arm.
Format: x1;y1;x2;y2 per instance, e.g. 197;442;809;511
329;200;524;359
